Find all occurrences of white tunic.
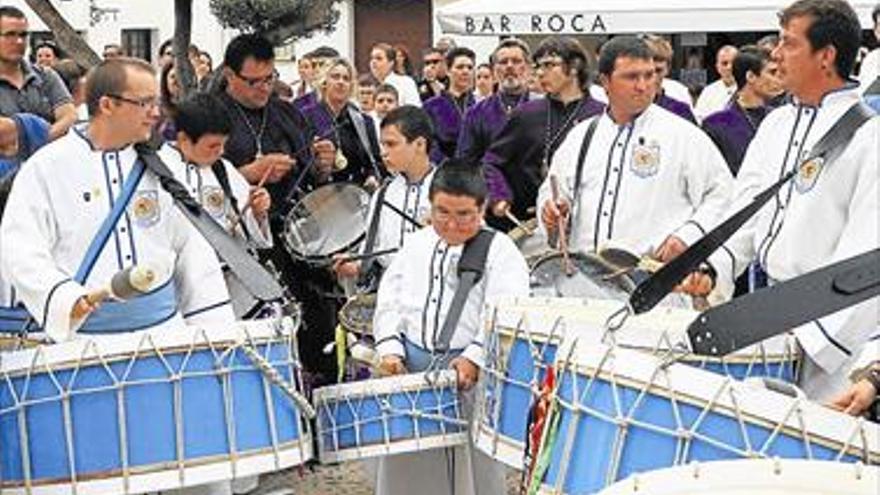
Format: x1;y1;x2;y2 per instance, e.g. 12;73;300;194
159;144;272;248
859;48;879;94
373;226;529;367
537;104;733;255
383;72;422;108
694;79;737;122
663;78;694;108
361;168;435;269
0;127;234;342
372;226;528;495
711;87;880;400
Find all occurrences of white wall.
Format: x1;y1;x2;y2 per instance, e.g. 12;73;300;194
432;0;498;64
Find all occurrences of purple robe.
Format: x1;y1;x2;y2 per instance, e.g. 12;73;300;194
656;92;697;124
483;95;605;227
293;92;318;112
456;91;531;165
300;100;383;184
423;91;476;164
702;101;768;176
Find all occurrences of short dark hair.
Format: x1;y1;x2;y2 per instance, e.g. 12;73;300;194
34;41;61;57
310;45;340;60
158;38;174;59
358;73;379;87
873;3;880;24
779;0;862;78
223;34;274;74
86;57;156;117
445;46;475;68
422;47;444;60
756;34;780;51
429;158;488;207
0;6;26;21
732;45;770;89
371;43;396;62
533;36;593;89
598;36;654;77
380;105;433;149
490;37;531;65
375;83;399;100
173;93;232;142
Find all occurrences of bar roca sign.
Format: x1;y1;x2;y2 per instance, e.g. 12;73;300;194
462;14;608;34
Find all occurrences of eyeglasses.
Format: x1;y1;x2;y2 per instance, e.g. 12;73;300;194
235;70;279;88
533;59;564;71
431;207;481;225
423;58;443;66
0;30;28;40
107;94;161;110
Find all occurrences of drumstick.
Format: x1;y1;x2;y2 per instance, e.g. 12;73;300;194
504;209;533;235
335;247;399;264
549;175;573;276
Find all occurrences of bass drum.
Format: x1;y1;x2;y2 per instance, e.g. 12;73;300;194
283;183;371;265
506;218;552;267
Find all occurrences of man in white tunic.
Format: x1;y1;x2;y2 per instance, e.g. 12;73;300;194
372;161;529;495
0;58;235;495
538;36;732;271
333;106;436;282
694;45;738;122
688;0;880;402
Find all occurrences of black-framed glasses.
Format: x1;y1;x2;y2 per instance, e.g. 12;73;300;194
0;30;28;40
107;94;161;110
235;69;279;88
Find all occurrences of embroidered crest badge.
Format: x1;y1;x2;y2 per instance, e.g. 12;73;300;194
201;186;227;219
130;190;160;228
630;139;661;178
795;156;824;193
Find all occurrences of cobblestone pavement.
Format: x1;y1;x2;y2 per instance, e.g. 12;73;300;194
253;462;521;495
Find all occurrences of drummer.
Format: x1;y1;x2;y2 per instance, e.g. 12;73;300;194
332;105;436;287
538;36;732;267
372;160;528;495
159;92;272;249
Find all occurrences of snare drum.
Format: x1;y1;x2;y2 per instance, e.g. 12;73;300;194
536;344;878;494
0;318;312;495
507;218;551;266
529;252;641;300
338;292;377;337
313;370;468;463
474;297;800;469
598;459;878;495
283;183;371;264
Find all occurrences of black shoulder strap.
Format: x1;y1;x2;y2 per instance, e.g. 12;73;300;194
347;106;383;178
357;180;391;283
572;116;600;201
210;160;252;241
435;229;496;351
806;101;875;164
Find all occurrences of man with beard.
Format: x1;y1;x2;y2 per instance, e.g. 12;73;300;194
482;37;605;231
423;47;476;163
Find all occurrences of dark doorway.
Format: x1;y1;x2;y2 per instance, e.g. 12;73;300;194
354;0;432;75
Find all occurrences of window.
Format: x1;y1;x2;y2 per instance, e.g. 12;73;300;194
122;29;152;62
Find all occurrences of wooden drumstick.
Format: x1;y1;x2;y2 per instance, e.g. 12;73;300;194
228;162;275;232
549;175;573;276
504;209;533;236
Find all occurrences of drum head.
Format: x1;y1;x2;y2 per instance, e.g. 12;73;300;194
284;183;371;261
338;293;377;337
507;218;551;266
530;252;638;300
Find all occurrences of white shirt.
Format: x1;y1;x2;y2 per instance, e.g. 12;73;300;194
383;72;422;107
663;78;694;108
0;127;234;341
859;48;880;94
159;145;272;248
373;227;529;366
694;79;737;122
361;168;435;268
711;87;879;397
537;104;733;255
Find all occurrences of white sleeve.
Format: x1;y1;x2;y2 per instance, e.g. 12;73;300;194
227;161;273;249
461;236;530;367
373;243;408;358
171;207;235;325
535;119;587;244
672;126;734;246
401;77;422;108
0;163;87;341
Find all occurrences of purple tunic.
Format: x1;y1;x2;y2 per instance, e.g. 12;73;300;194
423;91;476;164
656;92;697;124
483;95;605;226
702;100;768;176
293;92;318;112
456;91;531;165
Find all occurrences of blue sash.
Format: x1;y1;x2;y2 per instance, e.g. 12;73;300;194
1;159;179;334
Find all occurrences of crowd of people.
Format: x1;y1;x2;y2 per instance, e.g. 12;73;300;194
0;0;878;494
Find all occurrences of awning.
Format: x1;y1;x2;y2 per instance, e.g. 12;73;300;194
437;0;877;36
